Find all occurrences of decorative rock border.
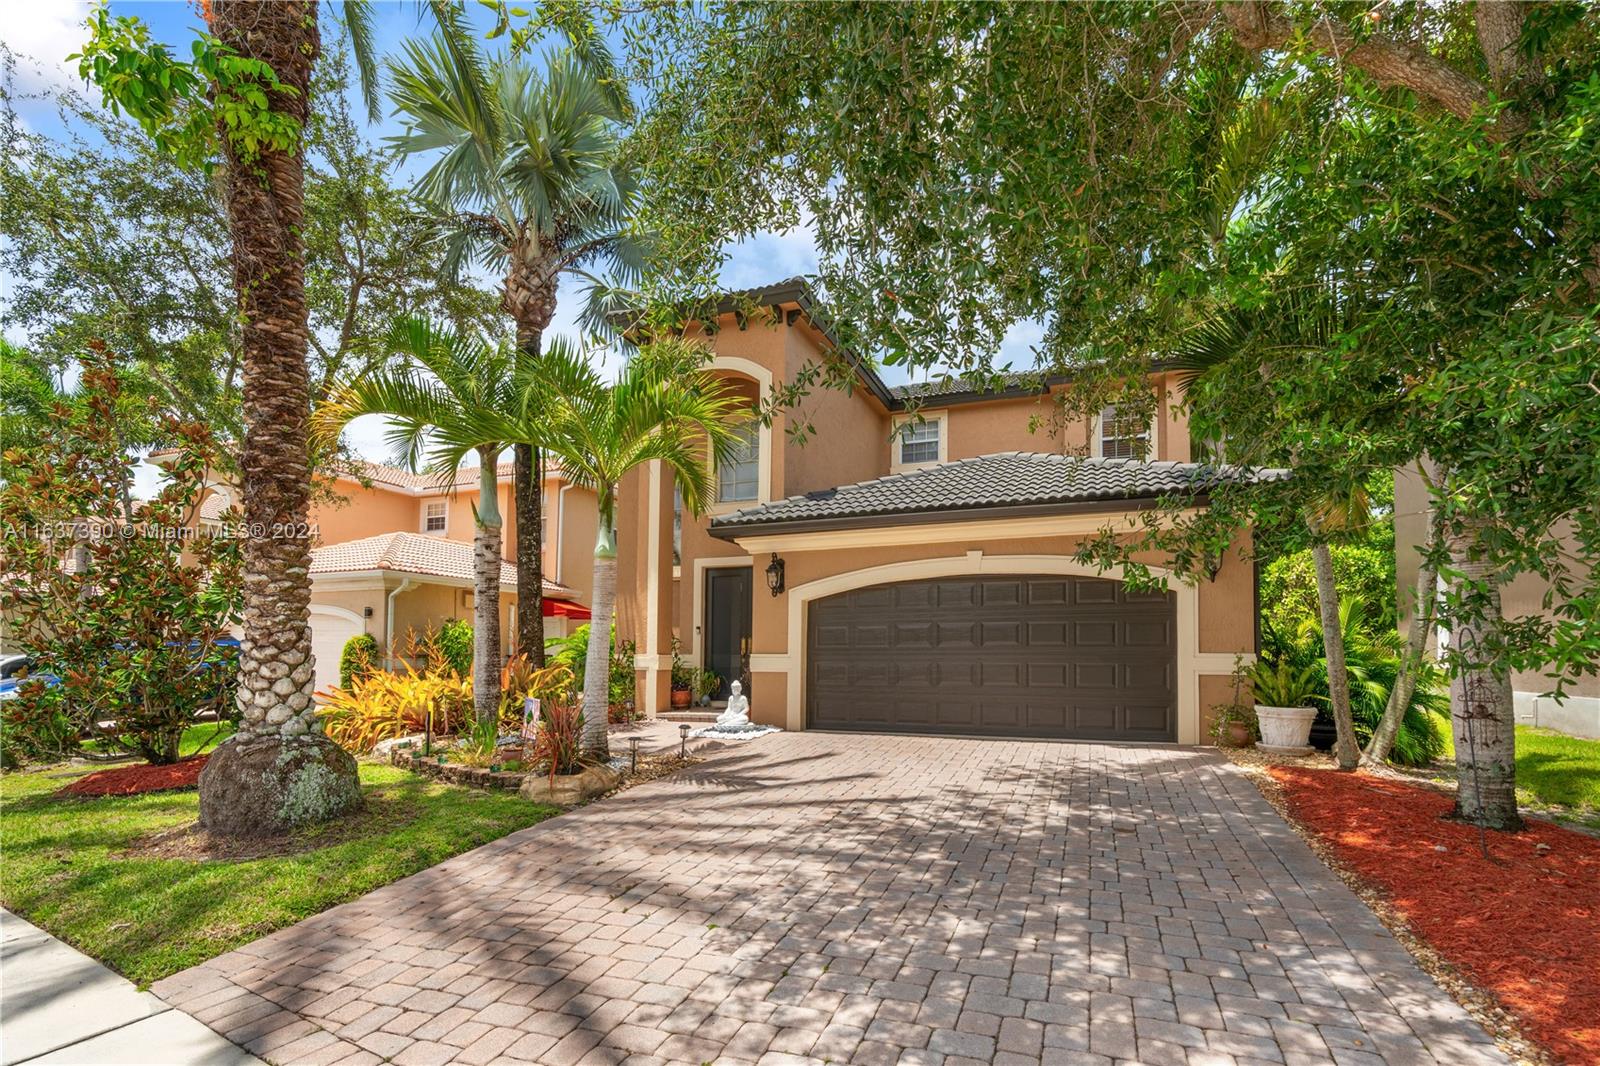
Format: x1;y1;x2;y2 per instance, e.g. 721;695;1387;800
387;749;528;791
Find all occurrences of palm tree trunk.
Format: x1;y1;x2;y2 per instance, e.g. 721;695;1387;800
580;510;617;758
515;442;545;664
196;0;360;837
1312;540;1359;769
473;448;504;727
1362;504;1443;768
1447;523;1521;829
508;282;551;666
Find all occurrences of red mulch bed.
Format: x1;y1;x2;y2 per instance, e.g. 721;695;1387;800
1270;766;1600;1065
58;754;209;798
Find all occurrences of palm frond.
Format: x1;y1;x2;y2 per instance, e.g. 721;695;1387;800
427;0;498;138
1169;305;1255;397
339;0;383;122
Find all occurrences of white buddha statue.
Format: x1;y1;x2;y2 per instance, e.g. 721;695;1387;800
715;680;753;731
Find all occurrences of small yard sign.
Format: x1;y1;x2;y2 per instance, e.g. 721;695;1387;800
522;696;540;741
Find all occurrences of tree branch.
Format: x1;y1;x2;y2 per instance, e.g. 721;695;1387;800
1474;1;1538;95
1220;1;1528;141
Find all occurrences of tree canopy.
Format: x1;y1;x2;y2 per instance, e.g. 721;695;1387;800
3;36;500;455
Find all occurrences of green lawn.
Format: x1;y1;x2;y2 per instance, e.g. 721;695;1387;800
1439;725;1600;828
0;759;556;986
82;720;236;760
1513;727;1600;811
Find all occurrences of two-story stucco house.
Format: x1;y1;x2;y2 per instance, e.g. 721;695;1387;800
614;279;1273;744
178;455;598;694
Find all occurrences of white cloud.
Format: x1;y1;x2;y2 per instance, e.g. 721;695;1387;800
718;207;819;291
341;414;399;464
997;318;1046;370
4;2;92;92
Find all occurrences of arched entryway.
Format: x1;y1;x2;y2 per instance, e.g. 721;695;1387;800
805;573;1176;740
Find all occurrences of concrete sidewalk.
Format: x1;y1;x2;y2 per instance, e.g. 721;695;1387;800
1;909;261;1066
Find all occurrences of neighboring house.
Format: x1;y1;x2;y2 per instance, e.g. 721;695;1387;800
1395;466;1599;738
158;451;599;695
615;278;1275;744
303;532;582;694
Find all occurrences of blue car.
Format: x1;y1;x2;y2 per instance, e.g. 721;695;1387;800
0;655;60;701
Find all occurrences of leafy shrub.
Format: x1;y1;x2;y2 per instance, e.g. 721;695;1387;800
1261;601;1448;767
0;352;241;765
452;717;501;768
546;627;588;686
318;665;472;753
669;636;694;691
529;699;584;783
497;656;575;732
1260;544;1396;641
611;636;636;707
0;684;80;768
339;634;380;690
546;624;636;710
436;618;473;678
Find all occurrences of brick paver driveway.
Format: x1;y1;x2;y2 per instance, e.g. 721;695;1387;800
155;734;1507;1066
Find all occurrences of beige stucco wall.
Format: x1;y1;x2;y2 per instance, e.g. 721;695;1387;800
312;480;420;548
782;323;891;494
942;395;1066;458
310;575;517;663
309;470;597;611
551;481;600;606
908;370;1192;463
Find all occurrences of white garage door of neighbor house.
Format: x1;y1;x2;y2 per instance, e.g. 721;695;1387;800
309;606;364;699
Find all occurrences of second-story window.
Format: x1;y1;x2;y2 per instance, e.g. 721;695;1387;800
897;418;941;465
717;422;760;503
1098;405;1150;460
422;500;447;533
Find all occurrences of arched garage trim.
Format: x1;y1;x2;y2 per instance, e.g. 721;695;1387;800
764;551;1236;743
310;603;365;627
308;603;366;699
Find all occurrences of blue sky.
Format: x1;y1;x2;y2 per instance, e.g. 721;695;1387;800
5;1;1038;485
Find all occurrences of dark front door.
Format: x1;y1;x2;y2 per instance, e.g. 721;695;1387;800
704;566;752;700
806;574;1176;741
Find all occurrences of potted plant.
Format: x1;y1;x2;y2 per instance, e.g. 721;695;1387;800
1210;702;1257;747
669;640;694;710
695;668;722;707
1248;658;1320;754
1209;656;1257;747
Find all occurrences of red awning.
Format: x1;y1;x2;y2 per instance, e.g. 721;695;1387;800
542;597;591;621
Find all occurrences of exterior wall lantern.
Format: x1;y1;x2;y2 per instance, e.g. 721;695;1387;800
765;552;786;596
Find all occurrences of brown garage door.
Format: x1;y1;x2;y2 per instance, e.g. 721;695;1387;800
806;574;1175;740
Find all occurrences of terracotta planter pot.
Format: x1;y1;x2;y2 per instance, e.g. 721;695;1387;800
1254;705;1317;754
1226;721;1253;748
670;688;692;710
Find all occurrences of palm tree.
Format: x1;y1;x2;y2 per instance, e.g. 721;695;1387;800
516;339;744;757
386;34;646;666
314;318;523;726
1170;292;1368;769
190;1;367;836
